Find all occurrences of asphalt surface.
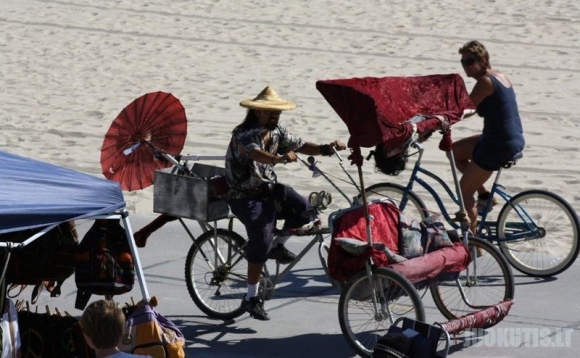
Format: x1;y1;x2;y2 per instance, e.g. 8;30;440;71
25;213;580;358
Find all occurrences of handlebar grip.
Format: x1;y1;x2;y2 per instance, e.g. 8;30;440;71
332;146;343;162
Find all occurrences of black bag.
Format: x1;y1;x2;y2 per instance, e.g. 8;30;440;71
374;318;444;358
74;220;135;310
2;222;78;303
18;306;95;358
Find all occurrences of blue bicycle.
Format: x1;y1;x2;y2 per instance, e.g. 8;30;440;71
363;139;580;278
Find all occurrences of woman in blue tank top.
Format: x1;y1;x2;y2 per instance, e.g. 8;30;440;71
450;41;525;234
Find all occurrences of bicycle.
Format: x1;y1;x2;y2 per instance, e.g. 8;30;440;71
181;152;358;320
332;159;514;358
313;72;518;357
363;139;580;277
135;145;345;319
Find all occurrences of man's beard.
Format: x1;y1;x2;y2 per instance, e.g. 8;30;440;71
265;120;278;130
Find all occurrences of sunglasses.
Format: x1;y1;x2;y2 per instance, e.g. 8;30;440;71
460;57;478;66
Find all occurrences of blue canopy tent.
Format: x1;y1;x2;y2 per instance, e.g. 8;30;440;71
0;150;150;302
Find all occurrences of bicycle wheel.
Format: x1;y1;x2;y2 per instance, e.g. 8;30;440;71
497;190;580;277
339;266;425;358
184;229;248;319
362;183;428;220
431;237;514;328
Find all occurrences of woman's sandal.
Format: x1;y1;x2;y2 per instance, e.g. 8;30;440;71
477;192;498;215
477;192;498;207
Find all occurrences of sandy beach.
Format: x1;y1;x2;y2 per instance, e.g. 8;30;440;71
2;0;579;216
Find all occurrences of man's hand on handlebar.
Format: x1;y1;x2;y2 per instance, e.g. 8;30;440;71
282;151;299;163
321;140;347;156
330;140;347;151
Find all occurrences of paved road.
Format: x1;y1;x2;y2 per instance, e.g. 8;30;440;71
33;213;580;358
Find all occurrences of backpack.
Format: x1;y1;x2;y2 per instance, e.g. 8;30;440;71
399;213;454;259
119;301;185;358
2;222;78;303
74;219;135;310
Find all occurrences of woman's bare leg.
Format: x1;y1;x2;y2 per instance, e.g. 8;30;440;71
451;135;488;196
460;161;494;233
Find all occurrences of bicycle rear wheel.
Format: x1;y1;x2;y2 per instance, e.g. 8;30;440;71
362;183;428;220
338;266;425;358
497;190;580;277
184;229;248;319
430;237;514;329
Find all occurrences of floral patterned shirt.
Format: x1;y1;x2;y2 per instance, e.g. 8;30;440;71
225;124;304;199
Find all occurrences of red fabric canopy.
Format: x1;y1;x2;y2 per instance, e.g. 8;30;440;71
316;74;474;149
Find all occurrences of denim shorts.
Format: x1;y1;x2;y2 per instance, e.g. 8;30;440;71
472;138;521;171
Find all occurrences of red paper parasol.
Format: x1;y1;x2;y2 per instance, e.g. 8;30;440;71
101;92;187;191
316;73;474;150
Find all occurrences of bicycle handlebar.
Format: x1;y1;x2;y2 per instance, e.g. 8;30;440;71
297;150;357;206
181;154;226;161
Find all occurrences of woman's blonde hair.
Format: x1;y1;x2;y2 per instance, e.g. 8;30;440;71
458;40;491;69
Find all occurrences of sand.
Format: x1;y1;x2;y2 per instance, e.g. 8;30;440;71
2;0;579;218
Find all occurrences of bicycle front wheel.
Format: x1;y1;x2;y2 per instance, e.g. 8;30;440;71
431;237;515;328
184;229;248;319
362;182;428;220
338;266;425;358
497;190;580;277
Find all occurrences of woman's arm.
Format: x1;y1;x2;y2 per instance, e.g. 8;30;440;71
469;76;494;107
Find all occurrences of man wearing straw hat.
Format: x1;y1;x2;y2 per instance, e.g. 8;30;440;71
225;86;346;321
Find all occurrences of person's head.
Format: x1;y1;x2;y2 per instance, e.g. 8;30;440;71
458;40;491;77
235;86;296;132
370;142;408;176
81;300;125;350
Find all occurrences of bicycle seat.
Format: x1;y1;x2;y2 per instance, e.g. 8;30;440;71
502;151;523;169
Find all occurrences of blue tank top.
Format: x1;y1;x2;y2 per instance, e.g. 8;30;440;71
476;75;524;151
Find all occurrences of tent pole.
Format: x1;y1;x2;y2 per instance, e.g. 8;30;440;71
121;210;150;302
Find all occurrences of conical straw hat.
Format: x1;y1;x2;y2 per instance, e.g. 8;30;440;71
240;86;296;111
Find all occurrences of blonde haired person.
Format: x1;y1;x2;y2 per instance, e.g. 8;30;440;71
81;300;151;358
451;40;525;234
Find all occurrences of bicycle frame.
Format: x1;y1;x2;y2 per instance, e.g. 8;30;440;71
397;142;467;229
396;142;537;244
481;175;542;243
163;148;349;302
262;229;332;289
